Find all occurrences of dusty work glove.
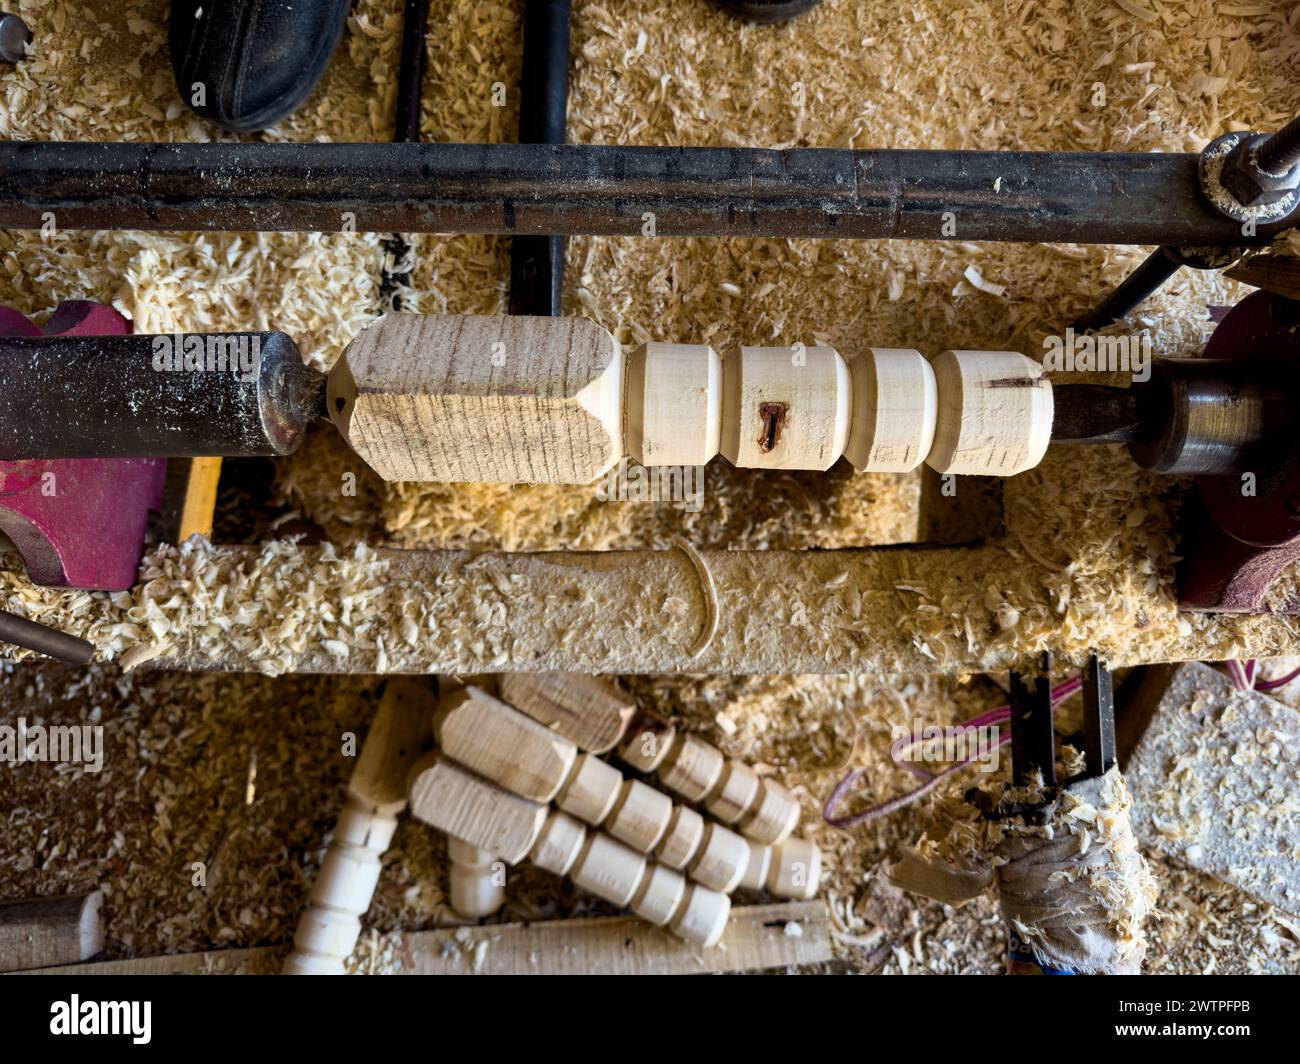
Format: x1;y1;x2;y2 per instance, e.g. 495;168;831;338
888;764;1157;974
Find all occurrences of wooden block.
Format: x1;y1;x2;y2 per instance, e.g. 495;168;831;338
498;673;635;754
529;811;589;877
570;833;647;908
737;779;802;846
604;779;674;853
434;685;577;803
619;714;677;773
623;341;722;467
658;733;725;803
720;344;851;470
328;314;623;485
630;863;688;927
740;842;772;892
926;350;1053;476
767;837;822;900
31;902;833;976
1124;661;1300;916
688;823;750;893
844;348;937;472
655;805;706;870
407;755;547;864
555;753;623;825
704;761;762;824
0;891;103;973
670;885;732;949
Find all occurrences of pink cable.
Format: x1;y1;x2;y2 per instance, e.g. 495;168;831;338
825;674;1081;829
1256;662;1300;691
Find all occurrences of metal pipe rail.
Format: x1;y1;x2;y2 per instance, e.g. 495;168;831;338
0;141;1284;245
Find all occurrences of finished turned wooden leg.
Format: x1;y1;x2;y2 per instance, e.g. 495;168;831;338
408;755;732;947
282;678;432;975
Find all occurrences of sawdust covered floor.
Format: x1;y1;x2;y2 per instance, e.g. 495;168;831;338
2;661;1296;973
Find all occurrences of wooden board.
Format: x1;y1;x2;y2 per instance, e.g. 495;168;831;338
22;902;832;976
1124;661;1300;916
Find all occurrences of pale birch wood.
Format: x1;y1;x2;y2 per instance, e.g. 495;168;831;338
498;673;635;754
603;779;673;853
720;345;851;470
0;891;103;973
407;755;548;864
283;678;432;975
926;350;1053;476
703;761;762;824
554;752;623;824
655;806;706;870
328;314;623;484
844;348;938;472
619;715;677;772
767;837;822;901
446;839;505;920
688;823;750;894
658;733;725;803
737;780;802;846
434;685;577;803
623;342;722;466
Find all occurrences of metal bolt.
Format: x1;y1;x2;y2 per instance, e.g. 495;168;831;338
1256;114;1300;177
0;12;31;64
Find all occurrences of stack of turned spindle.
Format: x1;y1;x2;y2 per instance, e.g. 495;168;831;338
407;674;820;948
328;315;1056;486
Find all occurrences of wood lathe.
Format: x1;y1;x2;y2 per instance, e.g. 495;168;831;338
5;295;1300;611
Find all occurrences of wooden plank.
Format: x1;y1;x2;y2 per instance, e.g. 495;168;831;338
1124;661;1300;916
23;902;831;976
8;540;1300;676
0;890;103;973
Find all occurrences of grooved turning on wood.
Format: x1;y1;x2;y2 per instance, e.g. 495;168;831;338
498;672;636;753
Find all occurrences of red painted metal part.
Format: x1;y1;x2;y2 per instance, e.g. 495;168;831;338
1179;290;1300;612
0;301;165;591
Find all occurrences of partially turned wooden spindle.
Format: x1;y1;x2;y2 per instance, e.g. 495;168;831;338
283;678;432;975
844;348;938;472
927;350;1053;476
435;687;770;895
325;314;1056;486
624;341;723;467
619;714;803;847
720;345;851;470
408;756;731;947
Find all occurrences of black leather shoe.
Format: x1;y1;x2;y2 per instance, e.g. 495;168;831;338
170;0;351;132
712;0;824;22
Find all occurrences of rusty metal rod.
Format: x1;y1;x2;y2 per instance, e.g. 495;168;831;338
0;610;94;663
0;141;1286;245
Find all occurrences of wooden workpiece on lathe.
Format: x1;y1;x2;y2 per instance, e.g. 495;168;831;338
926;350;1053;476
284;678;433;975
407;758;730;946
721;344;851;470
498;672;636;754
436;687;757;894
619;715;802;846
326;313;1056;484
624;341;723;467
844;348;938;472
328;314;623;484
